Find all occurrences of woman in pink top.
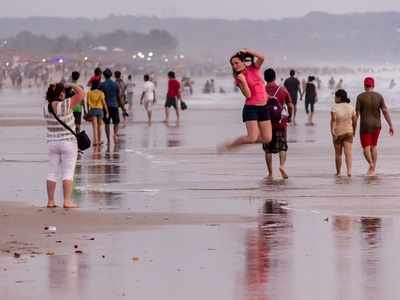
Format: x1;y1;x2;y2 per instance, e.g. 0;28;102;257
219;49;272;152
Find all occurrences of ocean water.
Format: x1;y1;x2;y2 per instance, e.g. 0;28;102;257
189;70;400;112
1;67;400;120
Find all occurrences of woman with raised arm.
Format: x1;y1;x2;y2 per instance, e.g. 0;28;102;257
219;49;272;152
44;82;84;208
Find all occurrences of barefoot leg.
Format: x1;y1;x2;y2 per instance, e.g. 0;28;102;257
344;141;353;177
265;152;273;179
279;151;289;179
47;180;57;208
218;121;260;153
62;180;79;208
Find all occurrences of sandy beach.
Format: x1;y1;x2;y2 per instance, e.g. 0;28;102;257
2;86;400;299
0;202;255;255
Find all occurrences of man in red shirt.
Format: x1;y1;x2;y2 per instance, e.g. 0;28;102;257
87;67;102;87
165;71;182;123
263;68;294;179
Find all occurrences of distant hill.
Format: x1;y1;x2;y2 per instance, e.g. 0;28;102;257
4;29;177;55
1;12;400;63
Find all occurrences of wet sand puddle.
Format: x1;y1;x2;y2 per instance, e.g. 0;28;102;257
242;201;400;300
2;201;400;300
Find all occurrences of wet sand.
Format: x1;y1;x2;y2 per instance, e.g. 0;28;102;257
0;202;254;255
2;88;400;299
0;119;44;127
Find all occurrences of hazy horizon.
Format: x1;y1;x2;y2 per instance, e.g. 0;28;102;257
1;0;400;20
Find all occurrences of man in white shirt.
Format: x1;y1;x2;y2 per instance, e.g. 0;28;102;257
140;74;156;125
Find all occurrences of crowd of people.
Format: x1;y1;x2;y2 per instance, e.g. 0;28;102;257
40;48;397;208
219;48;395;181
44;67;185;208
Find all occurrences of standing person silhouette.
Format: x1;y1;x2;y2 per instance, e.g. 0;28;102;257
284;70;301;126
164;71;182;124
305;76;318;126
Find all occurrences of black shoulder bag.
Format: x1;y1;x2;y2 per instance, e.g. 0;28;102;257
48;104;91;151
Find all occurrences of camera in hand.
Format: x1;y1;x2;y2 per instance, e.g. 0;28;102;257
64;87;75;99
238;51;254;64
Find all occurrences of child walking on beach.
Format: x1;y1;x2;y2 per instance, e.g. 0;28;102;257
330;89;356;177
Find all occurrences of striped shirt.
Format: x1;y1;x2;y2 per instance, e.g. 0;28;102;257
44;99;76;143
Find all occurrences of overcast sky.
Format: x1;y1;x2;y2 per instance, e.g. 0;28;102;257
2;0;400;19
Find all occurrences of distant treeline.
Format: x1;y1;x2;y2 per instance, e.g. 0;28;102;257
4;29;178;54
1;12;400;63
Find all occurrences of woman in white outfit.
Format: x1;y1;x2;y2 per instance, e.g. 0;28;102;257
44;82;85;208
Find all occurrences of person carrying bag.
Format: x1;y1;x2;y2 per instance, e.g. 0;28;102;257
49;104;91;151
44;82;87;209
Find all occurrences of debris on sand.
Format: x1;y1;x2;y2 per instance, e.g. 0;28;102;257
44;226;57;233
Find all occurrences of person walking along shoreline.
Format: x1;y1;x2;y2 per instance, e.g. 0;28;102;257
355;77;394;176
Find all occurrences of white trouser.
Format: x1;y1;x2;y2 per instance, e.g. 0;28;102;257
47;141;78;181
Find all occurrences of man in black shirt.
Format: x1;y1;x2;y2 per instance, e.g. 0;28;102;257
284;70;302;126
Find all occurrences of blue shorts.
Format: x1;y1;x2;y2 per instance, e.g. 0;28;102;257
89;108;104;118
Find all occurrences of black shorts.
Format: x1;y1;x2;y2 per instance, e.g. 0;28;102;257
73;112;82;125
103;107;120;125
165;96;178;109
242;105;270;123
263;128;288;153
305;100;315;114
